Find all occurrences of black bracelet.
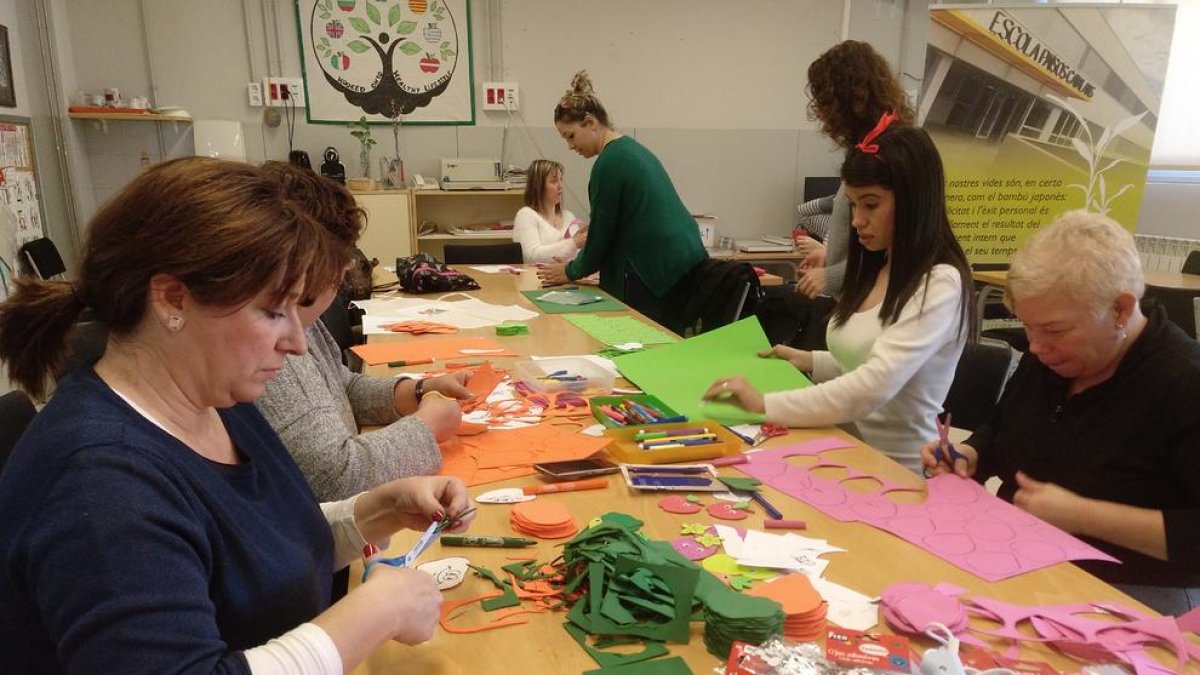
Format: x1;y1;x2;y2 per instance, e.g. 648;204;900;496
414;378;426;402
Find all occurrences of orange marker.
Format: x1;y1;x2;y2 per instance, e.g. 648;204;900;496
522;478;609;495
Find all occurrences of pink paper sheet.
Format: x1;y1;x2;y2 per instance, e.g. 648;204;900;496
738;438;1117;582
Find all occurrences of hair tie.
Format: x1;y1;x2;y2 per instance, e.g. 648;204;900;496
855;109;898;154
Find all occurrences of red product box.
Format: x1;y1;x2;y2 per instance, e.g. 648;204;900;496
825;628;912;673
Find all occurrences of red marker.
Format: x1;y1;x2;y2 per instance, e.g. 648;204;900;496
522;478;609;495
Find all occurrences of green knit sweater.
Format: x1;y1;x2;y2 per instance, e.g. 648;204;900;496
566;136;707;299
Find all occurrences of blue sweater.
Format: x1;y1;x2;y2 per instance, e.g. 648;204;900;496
0;370;333;674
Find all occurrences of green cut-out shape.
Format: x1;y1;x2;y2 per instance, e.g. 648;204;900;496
685;494;701;503
729;576;754;591
731;500;751;511
695;533;722;548
468;564;521;611
680;523;707;535
563;622;669;669
582;655;695;675
717;476;762;493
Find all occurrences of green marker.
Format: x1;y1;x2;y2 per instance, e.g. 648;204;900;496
441;535;537;548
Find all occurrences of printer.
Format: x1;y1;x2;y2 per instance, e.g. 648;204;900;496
440;157;507;190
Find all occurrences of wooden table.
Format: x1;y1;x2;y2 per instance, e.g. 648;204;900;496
353;272;1173;674
710;249;808;281
974;268;1200;291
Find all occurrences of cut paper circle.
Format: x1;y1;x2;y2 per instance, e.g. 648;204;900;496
510;500;579;539
707;502;750;521
477;488;537;504
702;553;777;581
417;557;470;590
659;495;703;514
671;536;719;561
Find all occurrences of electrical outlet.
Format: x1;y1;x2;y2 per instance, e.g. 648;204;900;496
481;82;519;111
247;82;264;107
263;77;306;108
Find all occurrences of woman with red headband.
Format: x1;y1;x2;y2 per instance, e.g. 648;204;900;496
705;122;974;473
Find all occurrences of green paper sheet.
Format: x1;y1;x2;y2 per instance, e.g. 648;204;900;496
612;317;812;423
564;314;678;346
564;622;669;669
523;289;626;314
583;656;695;675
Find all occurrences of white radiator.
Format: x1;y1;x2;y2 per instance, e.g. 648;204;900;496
1135;234;1200;272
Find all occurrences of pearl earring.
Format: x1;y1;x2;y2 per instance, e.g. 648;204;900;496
165;315;185;332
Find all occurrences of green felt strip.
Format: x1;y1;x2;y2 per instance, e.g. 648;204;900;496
563;314;678;346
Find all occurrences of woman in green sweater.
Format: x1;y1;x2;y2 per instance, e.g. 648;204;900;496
537;70;707;323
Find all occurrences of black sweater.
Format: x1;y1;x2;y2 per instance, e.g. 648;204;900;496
967;302;1200;587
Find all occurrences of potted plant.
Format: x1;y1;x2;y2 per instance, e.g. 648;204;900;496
348;115;376;180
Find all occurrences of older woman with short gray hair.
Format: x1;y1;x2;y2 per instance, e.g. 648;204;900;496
923;210;1200;615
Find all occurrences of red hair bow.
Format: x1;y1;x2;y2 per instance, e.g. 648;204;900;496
855;110;898;154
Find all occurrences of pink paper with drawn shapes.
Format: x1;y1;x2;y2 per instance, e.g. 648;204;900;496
879;582;1199;674
737;437;1117;581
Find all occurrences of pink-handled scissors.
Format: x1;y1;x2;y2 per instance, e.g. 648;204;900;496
924;411;967;478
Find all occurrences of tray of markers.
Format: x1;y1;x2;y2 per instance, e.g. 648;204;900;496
605;420;742;464
590;395;684;428
512;357;616;394
618;462;725;492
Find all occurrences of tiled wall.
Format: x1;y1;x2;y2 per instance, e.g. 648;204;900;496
82;121;194;210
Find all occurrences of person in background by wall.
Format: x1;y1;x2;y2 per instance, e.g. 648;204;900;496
707;122;974;473
512;159;587;264
255;162;470;502
923;210;1200;615
0;157;475;674
801;41;916;301
537;70;707;324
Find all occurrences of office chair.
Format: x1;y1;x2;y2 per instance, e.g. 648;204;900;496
443;242;523;265
942;338;1013;432
1144;285;1199;339
19;237;67;280
1182;250;1200;276
0;390;38;473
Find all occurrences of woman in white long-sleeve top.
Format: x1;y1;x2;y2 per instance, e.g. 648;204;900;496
705;120;975;473
512;159;586;263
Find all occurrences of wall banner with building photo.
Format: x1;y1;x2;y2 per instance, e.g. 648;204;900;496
922;3;1175;263
296;0;474;125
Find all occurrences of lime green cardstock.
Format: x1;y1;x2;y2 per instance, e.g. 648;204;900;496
612;318;811;423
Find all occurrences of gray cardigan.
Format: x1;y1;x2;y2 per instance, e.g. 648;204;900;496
255;321;441;501
822;183;850;296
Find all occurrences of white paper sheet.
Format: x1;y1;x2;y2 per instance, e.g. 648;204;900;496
357;296;537;334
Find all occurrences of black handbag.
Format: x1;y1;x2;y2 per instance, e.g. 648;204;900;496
395;253;480;294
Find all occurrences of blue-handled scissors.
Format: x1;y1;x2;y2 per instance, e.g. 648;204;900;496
924;411;967;478
361;507;476;581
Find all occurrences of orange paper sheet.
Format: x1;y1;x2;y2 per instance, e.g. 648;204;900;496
437;424;611;487
379;320;459;334
462;362;506;412
351;337;517;366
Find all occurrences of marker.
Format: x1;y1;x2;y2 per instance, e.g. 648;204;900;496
441;535;537;548
522;478;608;495
654;415;689;424
748;491;784;520
387;358;433;367
636;427;709;440
639;438;719;450
722;425;755;445
764;519;807;530
626;465;711;475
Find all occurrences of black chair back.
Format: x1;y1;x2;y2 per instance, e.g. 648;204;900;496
1144;286;1199;339
942;339;1013;432
19;237;67;280
443;242;523;265
803;176;841;202
661;259;761;337
0;390;37;473
1182;250;1200;276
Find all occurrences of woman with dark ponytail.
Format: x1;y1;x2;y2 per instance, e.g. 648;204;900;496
705;122;974;472
0;157;475;674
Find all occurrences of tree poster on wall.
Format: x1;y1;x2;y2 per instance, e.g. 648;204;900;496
296;0;474;124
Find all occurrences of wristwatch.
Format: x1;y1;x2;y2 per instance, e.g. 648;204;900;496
414;378;426;402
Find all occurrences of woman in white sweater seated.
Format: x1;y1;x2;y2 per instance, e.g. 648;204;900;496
512;159;586;263
705;120;974;472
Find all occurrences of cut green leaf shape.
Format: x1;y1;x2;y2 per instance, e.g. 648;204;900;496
680;523;708;535
729;576;755;591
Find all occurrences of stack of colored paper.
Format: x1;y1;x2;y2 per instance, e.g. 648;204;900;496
880;582;968;634
510;500;579;539
745;574;827;641
701;589;785;658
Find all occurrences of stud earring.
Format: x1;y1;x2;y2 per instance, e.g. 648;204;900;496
165;315;185;332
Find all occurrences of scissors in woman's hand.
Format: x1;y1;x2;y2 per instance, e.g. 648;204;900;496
924;411;967;478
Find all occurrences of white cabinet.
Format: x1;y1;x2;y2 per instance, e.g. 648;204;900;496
352;190;412;264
